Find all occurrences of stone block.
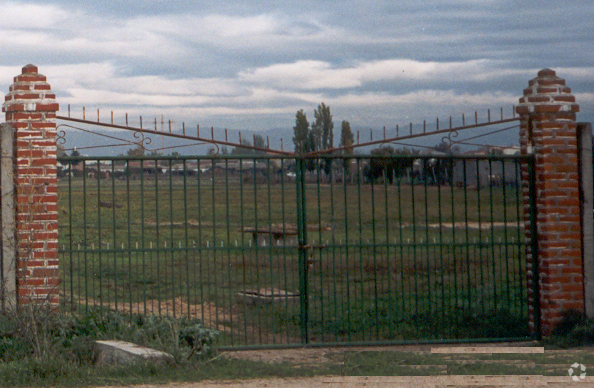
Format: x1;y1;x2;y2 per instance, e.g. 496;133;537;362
95;340;174;366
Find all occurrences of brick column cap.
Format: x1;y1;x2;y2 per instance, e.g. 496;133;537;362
2;64;58;113
22;64;39;74
516;69;579;115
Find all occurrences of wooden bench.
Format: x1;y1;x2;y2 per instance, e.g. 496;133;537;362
242;227;298;247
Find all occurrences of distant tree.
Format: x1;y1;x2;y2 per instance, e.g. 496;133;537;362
312;103;334;175
253;134;266;150
312;103;334;151
364;146;415;184
127;145;144;156
339;120;355;179
231;134;266;155
339;120;354;155
57;145;67;158
171;151;181;157
292;109;310;154
231;139;252;155
70;148;81;166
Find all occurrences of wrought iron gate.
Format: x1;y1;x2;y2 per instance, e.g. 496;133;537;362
58;152;537;348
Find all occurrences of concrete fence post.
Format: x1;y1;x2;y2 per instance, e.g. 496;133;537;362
2;64;60;308
1;123;15;311
516;68;582;336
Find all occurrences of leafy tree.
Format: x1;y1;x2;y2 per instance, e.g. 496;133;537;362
292;109;310;154
312;103;334;175
57;145;67;158
339;120;354;155
70;148;81;166
231;134;266;155
253;134;266;150
339;120;355;179
364;146;415;184
312;103;334;151
127;145;144;156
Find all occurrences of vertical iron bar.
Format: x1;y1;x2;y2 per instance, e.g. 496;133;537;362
197;158;204;327
357;157;365;341
437;160;445;335
316;159;324;342
68;159;74;309
296;157;309;345
371;166;379;340
110;160;117;313
410;158;418;335
140;159;146;315
423;159;431;322
238;159;248;345
344;158;352;342
96;160;102;313
155;157;161;316
169;159;175;317
488;160;497;314
476;159;485;319
501;160;511;313
82;160;88;313
184;159;191;318
126;159;132;320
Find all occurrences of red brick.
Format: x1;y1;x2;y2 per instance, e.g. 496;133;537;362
32;251;58;259
31;158;57;166
9;85;31;91
15;75;47;83
35;103;59;112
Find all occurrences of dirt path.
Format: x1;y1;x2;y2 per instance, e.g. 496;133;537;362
112;375;594;387
106;342;593;387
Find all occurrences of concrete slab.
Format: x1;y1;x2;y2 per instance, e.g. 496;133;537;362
95;340;175;366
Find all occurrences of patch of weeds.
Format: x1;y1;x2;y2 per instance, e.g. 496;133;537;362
542;309;594;348
0;308;220;387
412;308;530;339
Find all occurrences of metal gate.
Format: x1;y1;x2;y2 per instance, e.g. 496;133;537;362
58;152;537;348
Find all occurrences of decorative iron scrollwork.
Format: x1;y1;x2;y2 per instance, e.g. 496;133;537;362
55;124;153;154
441;129;459;153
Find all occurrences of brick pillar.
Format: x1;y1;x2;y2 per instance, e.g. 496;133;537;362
516;69;582;336
2;64;59;308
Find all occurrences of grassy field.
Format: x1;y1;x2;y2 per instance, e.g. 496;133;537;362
57;162;532;347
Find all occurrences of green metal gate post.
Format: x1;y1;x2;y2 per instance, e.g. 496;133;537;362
295;157;309;344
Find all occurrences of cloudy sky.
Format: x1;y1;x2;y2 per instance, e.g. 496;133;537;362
0;0;592;148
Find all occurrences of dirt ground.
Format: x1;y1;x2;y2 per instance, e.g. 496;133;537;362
109;342;594;387
115;375;594;387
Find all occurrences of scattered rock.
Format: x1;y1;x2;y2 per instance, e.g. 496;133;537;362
95;340;174;366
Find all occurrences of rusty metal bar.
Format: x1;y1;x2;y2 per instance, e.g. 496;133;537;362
305;117;520;157
56;115;292;155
